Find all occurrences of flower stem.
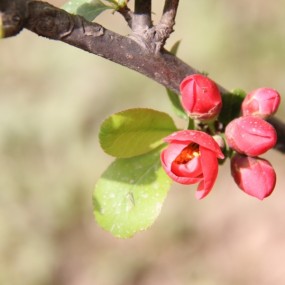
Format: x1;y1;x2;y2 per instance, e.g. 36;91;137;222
187;118;195;130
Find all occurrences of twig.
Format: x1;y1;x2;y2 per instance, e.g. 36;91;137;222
133;0;152;32
155;0;180;52
128;0;153;48
116;5;133;29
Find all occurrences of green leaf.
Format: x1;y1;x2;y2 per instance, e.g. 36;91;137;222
93;147;172;238
170;40;181;55
218;88;246;126
99;108;177;158
166;89;188;119
0;18;3;39
104;0;126;7
62;0;112;21
165;41;188;120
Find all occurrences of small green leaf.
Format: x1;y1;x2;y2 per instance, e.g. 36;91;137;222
166;89;188;119
170;40;181;55
231;88;247;98
63;0;112;21
104;0;126;7
93;147;172;238
99;108;177;158
0;16;3;39
219;89;246;126
165;41;188;120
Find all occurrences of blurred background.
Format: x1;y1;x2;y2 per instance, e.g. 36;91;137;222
1;1;285;284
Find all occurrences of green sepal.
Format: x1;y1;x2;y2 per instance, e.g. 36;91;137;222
218;88;246;126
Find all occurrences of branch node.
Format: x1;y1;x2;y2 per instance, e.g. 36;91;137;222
133;0;152;27
26;2;74;40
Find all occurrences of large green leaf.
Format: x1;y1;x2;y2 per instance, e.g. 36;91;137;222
99;108;177;158
93;147;172;238
63;0;112;21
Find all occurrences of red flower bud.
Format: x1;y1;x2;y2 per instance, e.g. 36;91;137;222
231;154;276;200
161;130;224;199
242;88;281;118
225;116;277;156
180;74;222;120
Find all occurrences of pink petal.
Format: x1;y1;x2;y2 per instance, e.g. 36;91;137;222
161;142;190;167
164;130;224;159
195;147;219;199
225;116;277;156
171;156;203;177
161;143;203;185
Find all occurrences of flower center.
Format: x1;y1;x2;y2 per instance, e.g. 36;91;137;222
174;143;200;164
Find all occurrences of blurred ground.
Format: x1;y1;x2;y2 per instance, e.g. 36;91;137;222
1;1;285;285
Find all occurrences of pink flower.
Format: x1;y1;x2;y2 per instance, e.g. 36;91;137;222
231;154;276;200
161;130;224;199
242;88;281;118
180;74;222;120
225;116;277;156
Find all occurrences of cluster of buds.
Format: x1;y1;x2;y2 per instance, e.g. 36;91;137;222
225;88;280;200
161;74;224;199
161;74;281;200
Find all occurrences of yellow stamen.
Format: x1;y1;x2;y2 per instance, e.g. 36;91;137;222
174;143;200;164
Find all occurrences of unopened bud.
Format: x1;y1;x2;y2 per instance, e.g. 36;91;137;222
231;154;276;200
242;88;281;118
180;74;222;121
225;116;277;156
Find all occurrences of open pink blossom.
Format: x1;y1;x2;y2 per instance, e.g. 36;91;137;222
180;74;222;120
231;154;276;200
242;88;281;118
161;130;224;199
225;116;277;157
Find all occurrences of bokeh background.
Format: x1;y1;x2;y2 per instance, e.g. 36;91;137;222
1;1;285;284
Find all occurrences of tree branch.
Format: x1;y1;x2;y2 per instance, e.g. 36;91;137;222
133;0;152;30
128;0;153;48
24;1;197;93
116;4;133;29
1;0;285;154
155;0;179;51
0;0;30;37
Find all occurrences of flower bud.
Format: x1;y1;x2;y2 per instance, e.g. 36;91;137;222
161;130;224;199
231;154;276;200
242;88;281;118
225;116;277;156
180;74;222;120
